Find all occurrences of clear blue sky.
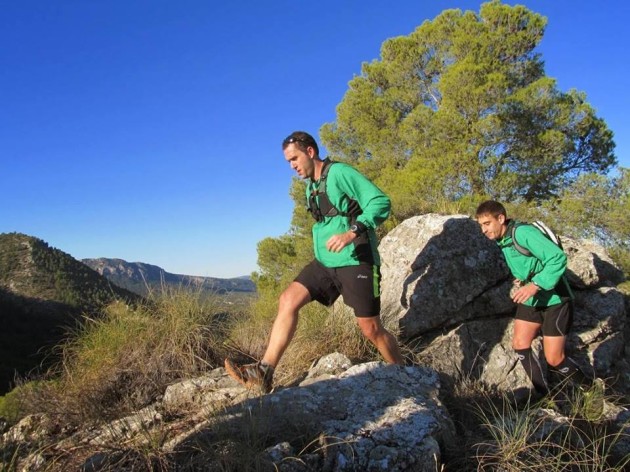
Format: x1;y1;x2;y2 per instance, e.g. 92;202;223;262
1;1;628;278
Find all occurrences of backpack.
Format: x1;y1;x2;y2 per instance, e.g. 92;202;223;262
510;220;573;299
510;220;563;256
307;159;362;223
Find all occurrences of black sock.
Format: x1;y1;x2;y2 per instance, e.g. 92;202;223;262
515;348;548;395
549;357;589;387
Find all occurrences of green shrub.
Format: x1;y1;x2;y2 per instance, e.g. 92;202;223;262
609;246;630;280
0;388;24;425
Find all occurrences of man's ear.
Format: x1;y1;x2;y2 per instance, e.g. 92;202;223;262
306;146;317;159
498;214;506;225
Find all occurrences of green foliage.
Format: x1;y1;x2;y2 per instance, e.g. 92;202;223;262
541;169;629;245
0;233;138;310
320;0;615;210
0;381;53;426
0;388;24;424
252;178;314;297
0;232;141;395
509;167;630;278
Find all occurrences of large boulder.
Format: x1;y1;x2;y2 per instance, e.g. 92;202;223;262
380;215;514;338
379;214;626;390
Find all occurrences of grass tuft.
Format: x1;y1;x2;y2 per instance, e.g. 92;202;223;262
472;383;630;471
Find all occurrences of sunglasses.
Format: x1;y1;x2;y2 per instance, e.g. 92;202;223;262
282;136;306;146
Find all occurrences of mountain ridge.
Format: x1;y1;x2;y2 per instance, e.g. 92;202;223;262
81;257;256;296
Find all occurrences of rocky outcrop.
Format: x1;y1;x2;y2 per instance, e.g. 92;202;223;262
3;356;456;472
379;214;626;392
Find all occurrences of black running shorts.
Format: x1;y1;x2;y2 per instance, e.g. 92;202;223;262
294;260;381;317
515;300;573;337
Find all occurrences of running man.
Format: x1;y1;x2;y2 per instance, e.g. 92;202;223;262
225;131;404;392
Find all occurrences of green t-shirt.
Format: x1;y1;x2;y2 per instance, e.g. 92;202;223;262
306;162;390;268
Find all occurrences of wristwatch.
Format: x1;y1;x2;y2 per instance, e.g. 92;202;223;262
349;224;361;235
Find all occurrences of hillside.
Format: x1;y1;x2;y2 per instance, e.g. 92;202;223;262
0;232;140;394
82;258;256;296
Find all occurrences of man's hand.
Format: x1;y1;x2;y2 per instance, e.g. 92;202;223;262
326;231;357;253
512;282;539;304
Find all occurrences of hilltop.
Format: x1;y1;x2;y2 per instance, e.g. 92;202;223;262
82;258;256;296
0;232;140;394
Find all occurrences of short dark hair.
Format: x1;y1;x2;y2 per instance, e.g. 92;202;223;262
282;131;319;155
475;200;507;218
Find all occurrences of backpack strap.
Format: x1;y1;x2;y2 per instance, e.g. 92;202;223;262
510;222;531;257
511;220;563;256
510;221;573;299
308;159;362;223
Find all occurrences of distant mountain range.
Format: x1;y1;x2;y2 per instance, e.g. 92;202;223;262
0;232;256;395
81;258;255;296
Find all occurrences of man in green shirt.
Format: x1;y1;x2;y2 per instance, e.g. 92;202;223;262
476;200;585;397
225;131;404;392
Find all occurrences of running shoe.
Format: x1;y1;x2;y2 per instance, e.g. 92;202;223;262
224;359;274;394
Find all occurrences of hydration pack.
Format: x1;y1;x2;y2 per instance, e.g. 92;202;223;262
308;159;362;223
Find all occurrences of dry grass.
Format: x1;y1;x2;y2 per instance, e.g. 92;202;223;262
472;383;630;471
13;285;231;426
225;295;386;388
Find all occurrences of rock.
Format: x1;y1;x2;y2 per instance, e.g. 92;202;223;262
162;367;245;412
380;215;514;339
301;352;353;386
165;362;455;472
561;238;625;289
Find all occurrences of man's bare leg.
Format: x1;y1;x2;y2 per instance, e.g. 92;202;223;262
261;281;311;368
356;315;404;365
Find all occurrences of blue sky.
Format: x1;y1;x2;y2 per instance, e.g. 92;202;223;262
1;1;628;278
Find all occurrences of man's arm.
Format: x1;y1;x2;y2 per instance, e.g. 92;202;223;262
324;164;390;253
334;165;391;230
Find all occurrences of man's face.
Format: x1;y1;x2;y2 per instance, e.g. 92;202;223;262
477;213;507;240
284;143;315;179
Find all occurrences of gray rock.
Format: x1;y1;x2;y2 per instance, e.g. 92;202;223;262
162;363;454;472
380;215;513;339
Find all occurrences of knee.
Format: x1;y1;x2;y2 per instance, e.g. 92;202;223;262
358;318;383;341
512;338;532;351
278;288;304;314
278;289;294;309
545;353;565;368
